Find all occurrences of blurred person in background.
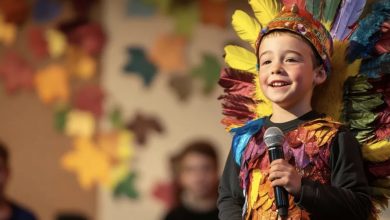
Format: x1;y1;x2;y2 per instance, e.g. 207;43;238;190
0;141;37;220
163;141;219;220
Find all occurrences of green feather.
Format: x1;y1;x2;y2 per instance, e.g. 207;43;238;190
323;0;341;23
305;0;321;20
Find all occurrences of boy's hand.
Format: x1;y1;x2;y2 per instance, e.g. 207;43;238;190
268;159;301;197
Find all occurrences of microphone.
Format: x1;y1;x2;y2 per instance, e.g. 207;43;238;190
264;127;289;217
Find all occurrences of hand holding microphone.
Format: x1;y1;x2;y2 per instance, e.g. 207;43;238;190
264;127;302;217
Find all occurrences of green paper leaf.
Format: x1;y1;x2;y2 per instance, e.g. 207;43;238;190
109;108;124;129
54;106;70;132
172;4;199;37
191;53;221;95
114;172;139;199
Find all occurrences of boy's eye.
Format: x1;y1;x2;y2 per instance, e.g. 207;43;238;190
285;58;298;62
261;60;271;65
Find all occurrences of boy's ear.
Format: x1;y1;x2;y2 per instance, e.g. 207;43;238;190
313;66;327;85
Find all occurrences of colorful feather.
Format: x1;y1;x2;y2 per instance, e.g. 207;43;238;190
305;0;321;20
232;10;261;47
224;45;257;74
322;0;342;30
249;0;281;28
330;0;366;40
282;0;306;11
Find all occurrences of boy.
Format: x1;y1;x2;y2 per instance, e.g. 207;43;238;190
217;4;372;220
164;141;219;220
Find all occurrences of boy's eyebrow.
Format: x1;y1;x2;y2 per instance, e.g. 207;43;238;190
258;51;271;59
259;50;304;59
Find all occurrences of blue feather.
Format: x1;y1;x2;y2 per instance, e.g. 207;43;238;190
359;54;390;78
230;118;264;165
346;0;390;62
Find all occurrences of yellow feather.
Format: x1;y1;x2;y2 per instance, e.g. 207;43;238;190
362;140;390;162
312;40;361;120
232;10;261;48
224;45;257;74
249;0;281;27
254;73;272;117
250;169;263;208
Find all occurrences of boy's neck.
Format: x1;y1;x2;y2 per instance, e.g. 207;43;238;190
270;104;312;123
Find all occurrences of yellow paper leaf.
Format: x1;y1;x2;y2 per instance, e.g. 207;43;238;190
61;137;111;189
46;29;67;58
65;110;95;138
66;47;96;80
34;64;70;104
0;14;16;46
224;45;257;73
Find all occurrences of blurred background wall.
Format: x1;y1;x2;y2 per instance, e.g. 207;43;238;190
0;0;389;220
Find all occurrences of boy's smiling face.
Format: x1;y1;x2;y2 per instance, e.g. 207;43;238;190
258;32;326;112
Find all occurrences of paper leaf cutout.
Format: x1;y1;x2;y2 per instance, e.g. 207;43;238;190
109;108;124;129
34;64;70;104
126;112;164;145
69;0;97;17
168;74;193;101
65;110;95;138
57;17;88;37
65;47;96;80
46;29;67;58
152;181;176;209
33;0;62;23
62;137;111;190
127;0;156;16
113;172;139;199
54;105;70;132
0;0;29;25
0;14;16;46
0;51;35;94
123;47;157;87
69;23;107;56
28;26;48;59
171;5;198;37
73;84;104;118
199;0;227;28
98;130;134;187
149;34;188;74
191;53;221;94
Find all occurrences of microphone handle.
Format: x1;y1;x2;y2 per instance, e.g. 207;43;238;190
268;145;289;217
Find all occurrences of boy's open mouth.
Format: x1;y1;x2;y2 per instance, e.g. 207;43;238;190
269;80;291;87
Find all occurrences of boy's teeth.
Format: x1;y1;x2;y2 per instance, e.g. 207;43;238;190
271;82;289;87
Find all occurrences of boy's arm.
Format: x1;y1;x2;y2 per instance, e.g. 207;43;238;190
217;149;245;220
294;129;372;219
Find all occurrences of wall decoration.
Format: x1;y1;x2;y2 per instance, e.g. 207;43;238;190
191;53;221;95
113;172;139;199
28;26;49;59
168;74;193;102
54;105;70;132
199;0;227;28
0;51;34;94
171;4;198;37
149;34;188;74
33;0;62;23
62;137;112;190
125;112;164;145
46;29;67;58
123;47;157;87
34;64;70;104
68;23;107;56
0;0;29;25
69;0;97;17
73;84;104;118
65;110;96;138
126;0;156;17
0;14;16;46
152;181;175;209
65;47;96;80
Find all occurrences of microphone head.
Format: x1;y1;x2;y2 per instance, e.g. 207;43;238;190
264;127;284;147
